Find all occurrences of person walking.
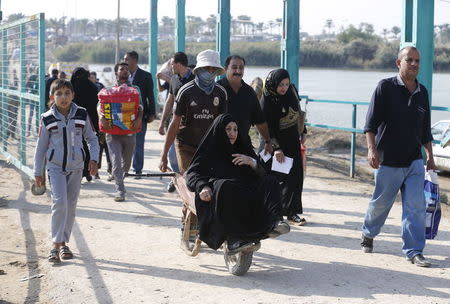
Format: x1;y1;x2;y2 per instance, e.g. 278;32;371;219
124;51;155;178
217;55;272;154
158;52;195;192
99;62;143;202
71;67;100;182
34;79;99;263
361;46;436;267
159;49;227;174
260;68;307;225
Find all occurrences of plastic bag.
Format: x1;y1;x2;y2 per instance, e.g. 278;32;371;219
424;170;441;239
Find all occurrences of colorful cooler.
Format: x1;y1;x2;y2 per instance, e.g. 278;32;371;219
98;84;141;135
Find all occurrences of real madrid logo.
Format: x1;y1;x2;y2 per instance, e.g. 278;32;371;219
213;97;219;106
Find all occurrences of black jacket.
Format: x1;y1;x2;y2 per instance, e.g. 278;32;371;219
132;67;155;121
364;76;433;167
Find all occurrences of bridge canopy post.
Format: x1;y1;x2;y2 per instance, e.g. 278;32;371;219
281;0;300;89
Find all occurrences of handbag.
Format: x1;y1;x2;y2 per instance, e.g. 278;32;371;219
424;170;442;239
291;86;306;134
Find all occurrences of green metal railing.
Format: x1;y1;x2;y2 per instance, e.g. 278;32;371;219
302;96;450;178
0;13;45;178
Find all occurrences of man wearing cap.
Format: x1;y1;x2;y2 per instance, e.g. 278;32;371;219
159;49;227;173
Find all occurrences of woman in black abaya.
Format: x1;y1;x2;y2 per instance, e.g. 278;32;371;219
186;114;289;252
71;67;100;181
261;68;307;225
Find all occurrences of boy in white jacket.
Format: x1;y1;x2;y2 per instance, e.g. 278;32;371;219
34;79;99;263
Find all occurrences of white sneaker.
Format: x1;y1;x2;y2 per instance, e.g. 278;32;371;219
114;191;125;202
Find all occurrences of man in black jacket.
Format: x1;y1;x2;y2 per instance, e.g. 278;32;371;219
124;51;155;177
361;46;436;267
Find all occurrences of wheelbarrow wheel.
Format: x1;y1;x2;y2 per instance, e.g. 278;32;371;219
223;241;255;276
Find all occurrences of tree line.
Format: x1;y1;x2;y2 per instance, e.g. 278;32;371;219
5;13;450;71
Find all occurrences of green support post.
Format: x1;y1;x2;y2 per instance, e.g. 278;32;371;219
350;104;357;178
38;13;45;116
216;0;230;66
149;0;158;100
175;0;185;52
2;29;8;151
281;0;299;89
20;23;26;163
401;0;434;103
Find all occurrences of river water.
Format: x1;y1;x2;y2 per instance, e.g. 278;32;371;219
90;64;450;129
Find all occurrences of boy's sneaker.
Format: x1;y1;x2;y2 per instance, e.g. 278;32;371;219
114;191;125;202
107;174;114;182
361;234;373;253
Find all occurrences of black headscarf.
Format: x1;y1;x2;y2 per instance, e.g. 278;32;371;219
193;113;254;162
263;68;299;113
70;67;100;131
263;68;290;98
186;114;257;193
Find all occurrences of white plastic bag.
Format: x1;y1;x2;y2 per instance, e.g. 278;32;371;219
424;170;441;239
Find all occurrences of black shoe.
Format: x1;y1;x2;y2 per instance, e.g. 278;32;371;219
227;240;253;253
167;181;176;193
268;220;291;238
134;173;142;180
287;214;306;226
85;175;92;182
407;254;431;267
361;234;373;253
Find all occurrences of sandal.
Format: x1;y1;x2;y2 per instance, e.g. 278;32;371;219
59;245;73;260
48;248;61;263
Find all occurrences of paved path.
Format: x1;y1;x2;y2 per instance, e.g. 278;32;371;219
0;128;449;304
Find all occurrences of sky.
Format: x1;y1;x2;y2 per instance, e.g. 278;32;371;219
4;0;450;35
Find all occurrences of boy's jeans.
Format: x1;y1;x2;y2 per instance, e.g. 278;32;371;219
362;159;426;259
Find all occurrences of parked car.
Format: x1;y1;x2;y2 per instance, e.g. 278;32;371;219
431;120;450;172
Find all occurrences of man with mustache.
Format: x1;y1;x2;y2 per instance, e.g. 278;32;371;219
217;55;272;154
361;46;436;267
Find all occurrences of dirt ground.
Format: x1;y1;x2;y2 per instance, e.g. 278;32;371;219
0;125;449;304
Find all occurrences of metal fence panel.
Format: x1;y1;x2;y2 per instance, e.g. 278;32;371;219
0;14;45;178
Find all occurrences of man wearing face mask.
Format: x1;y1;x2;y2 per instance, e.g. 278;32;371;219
159;49;227;174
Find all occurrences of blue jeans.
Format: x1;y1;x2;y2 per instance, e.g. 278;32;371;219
132;120;147;174
168;143;179;173
362;159;426;259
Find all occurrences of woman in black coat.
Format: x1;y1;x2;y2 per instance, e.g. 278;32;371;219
260;68;307;225
185;114;289;252
71;67;100;181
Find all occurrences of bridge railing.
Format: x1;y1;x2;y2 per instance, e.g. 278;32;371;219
301;96;450;178
0;14;45;178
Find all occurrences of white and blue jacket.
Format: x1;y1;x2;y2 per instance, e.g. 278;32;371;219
33;103;100;176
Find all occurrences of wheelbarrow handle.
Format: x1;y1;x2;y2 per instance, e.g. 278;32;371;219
124;172;176;178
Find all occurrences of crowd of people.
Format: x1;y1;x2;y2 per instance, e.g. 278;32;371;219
33;46;436;269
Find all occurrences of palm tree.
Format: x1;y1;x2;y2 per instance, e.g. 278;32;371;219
325;19;334;35
391;26;401;40
382;28;389;41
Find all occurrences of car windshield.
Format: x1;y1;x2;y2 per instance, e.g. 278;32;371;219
431;121;450;141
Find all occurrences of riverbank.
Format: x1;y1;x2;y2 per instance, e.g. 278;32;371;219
52;40;450;72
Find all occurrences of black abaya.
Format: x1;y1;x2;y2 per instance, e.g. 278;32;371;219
186;114;282;250
260;68;305;217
